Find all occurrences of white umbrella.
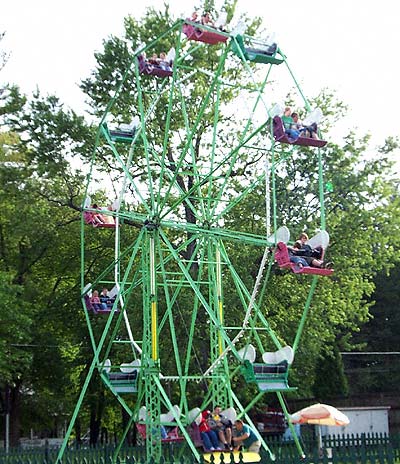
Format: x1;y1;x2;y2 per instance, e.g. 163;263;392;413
290;403;349;426
290;403;349;454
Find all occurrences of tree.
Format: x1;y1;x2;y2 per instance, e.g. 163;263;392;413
0;87;103;444
346;247;400;395
313;346;349;399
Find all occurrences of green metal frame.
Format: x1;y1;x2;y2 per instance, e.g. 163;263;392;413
57;18;329;464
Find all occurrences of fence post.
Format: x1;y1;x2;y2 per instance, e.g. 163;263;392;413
44;439;49;464
360;435;366;464
387;443;395;464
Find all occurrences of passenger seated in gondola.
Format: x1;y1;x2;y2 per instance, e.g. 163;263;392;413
91;290;108;311
148;53;160;65
288;233;333;269
200;11;228;32
246;38;277;56
209;406;233;450
90;204;107;225
281;107;300;140
92;204;115;225
103;205;116;224
291;112;319;140
139;53;154;73
144;51;173;72
201;11;215;27
190;11;200;23
158;52;172;71
199;410;221;451
160;425;168;439
100;287;116;309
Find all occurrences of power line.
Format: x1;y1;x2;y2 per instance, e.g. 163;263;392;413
341;352;400;355
10;343;84;348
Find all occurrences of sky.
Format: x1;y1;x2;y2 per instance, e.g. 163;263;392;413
1;0;399;168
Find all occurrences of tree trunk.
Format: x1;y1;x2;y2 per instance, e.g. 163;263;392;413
121;407;135;445
75;417;82;446
89;389;104;445
89;407;99;446
9;382;21;447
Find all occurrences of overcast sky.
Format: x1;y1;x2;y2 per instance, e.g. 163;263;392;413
1;0;399;166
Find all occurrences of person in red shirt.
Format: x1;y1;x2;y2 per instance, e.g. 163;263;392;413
199;410;221;451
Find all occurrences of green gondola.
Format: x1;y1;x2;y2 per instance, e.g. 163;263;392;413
231;34;284;65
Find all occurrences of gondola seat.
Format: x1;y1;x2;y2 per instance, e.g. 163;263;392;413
272;116;327;147
182;22;228;45
274;241;333;276
137;55;173;77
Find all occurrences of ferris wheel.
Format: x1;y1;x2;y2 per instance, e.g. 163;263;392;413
57;14;332;464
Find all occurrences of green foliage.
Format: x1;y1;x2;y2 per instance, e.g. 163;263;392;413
0;271;34;384
346;256;400;394
312;346;349;399
0;89;94;442
0;85;26;117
